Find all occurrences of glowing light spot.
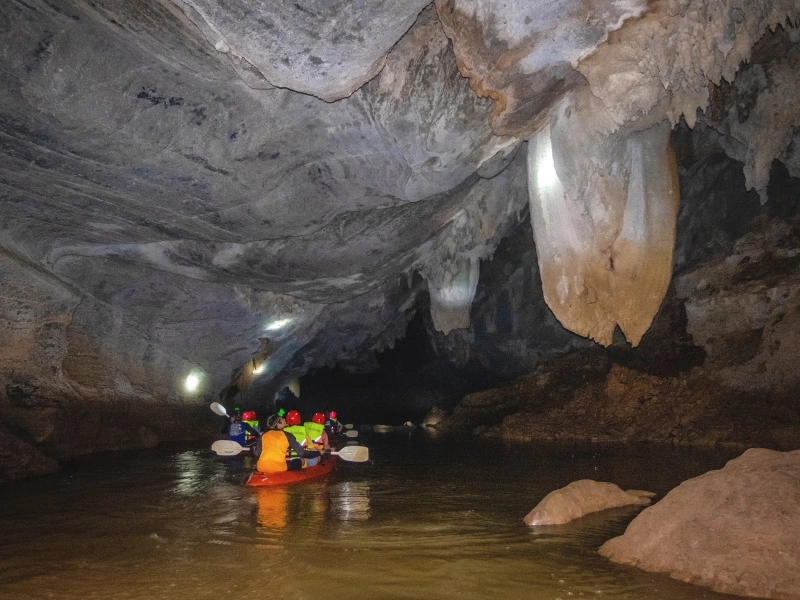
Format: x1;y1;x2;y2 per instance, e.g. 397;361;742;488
184;372;201;393
265;318;293;331
253;362;265;375
536;141;558;191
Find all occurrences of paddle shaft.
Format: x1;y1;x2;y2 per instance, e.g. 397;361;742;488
211;439;368;462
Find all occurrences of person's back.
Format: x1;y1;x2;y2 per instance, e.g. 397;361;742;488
255;413;320;474
282;410;307;468
303;413;328;467
242;411;260;446
228;408;246;445
283;410;305;446
324;410;343;440
256;429;290;474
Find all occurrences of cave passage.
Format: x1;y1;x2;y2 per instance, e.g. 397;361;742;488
2;3;800;598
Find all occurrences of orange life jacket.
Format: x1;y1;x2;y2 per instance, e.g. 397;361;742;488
256;430;289;474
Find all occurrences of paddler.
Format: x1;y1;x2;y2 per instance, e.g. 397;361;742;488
255;413;320;474
324;410;344;441
303;412;330;467
282;410;308;466
227;407;259;446
241;410;260;447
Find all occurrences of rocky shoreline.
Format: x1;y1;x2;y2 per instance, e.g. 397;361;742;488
436;356;800;451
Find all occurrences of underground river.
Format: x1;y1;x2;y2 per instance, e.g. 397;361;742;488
0;433;745;600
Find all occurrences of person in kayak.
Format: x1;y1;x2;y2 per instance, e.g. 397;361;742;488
227;407;259;446
303;412;330;467
283;409;307;458
256;414;320;474
241;410;260;447
325;410;344;441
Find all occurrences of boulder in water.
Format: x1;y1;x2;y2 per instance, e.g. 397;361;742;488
422;406;447;428
524;479;654;526
599;448;800;599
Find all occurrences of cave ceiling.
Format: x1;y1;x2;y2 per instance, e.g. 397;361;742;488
1;0;800;405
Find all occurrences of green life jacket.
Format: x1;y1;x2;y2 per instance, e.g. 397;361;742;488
304;422;324;447
244;420;259;444
283;425;306;457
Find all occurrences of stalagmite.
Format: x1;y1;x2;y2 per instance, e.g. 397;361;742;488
527;93;679;346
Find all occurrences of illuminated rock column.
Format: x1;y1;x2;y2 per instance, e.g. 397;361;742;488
527;101;679;346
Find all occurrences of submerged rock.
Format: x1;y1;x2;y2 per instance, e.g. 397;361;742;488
0;426;59;483
599;448;800;599
523;479;653;526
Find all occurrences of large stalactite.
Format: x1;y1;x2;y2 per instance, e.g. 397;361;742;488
527;92;679;346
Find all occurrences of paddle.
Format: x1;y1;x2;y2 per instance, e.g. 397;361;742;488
211;440;251;456
343;430;358;438
344;423;354;429
331;446;369;462
210;440;369;462
210;402;229;417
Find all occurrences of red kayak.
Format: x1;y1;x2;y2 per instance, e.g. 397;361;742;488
246;456;337;487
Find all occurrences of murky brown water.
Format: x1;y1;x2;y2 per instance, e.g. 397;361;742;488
0;433;745;600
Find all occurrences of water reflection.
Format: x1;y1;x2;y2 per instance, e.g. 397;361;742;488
171;450;204;496
330;481;371;521
254;487;288;530
253;485;329;537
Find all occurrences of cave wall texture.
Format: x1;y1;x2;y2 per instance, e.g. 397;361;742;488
2;0;800;480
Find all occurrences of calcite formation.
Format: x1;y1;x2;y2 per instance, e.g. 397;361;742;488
528;94;679;346
436;0;647;138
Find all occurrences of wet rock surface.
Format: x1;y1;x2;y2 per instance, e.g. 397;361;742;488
599;448;800;600
523;479;653;526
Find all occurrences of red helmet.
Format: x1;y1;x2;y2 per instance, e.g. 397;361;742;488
241;411;256;421
329;410;337;419
286;410;301;426
312;412;325;425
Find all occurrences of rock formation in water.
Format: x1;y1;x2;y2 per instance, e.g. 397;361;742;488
2;0;800;479
599;448;800;600
523;480;654;526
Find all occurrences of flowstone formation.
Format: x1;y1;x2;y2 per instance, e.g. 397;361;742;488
2;0;800;478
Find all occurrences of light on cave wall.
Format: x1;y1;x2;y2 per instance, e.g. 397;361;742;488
431;278;476;308
426;257;480;334
183;371;203;393
535;136;559;192
265;317;293;331
252;361;266;375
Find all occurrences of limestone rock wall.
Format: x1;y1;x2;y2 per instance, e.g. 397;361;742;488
172;0;430;101
676;219;800;393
